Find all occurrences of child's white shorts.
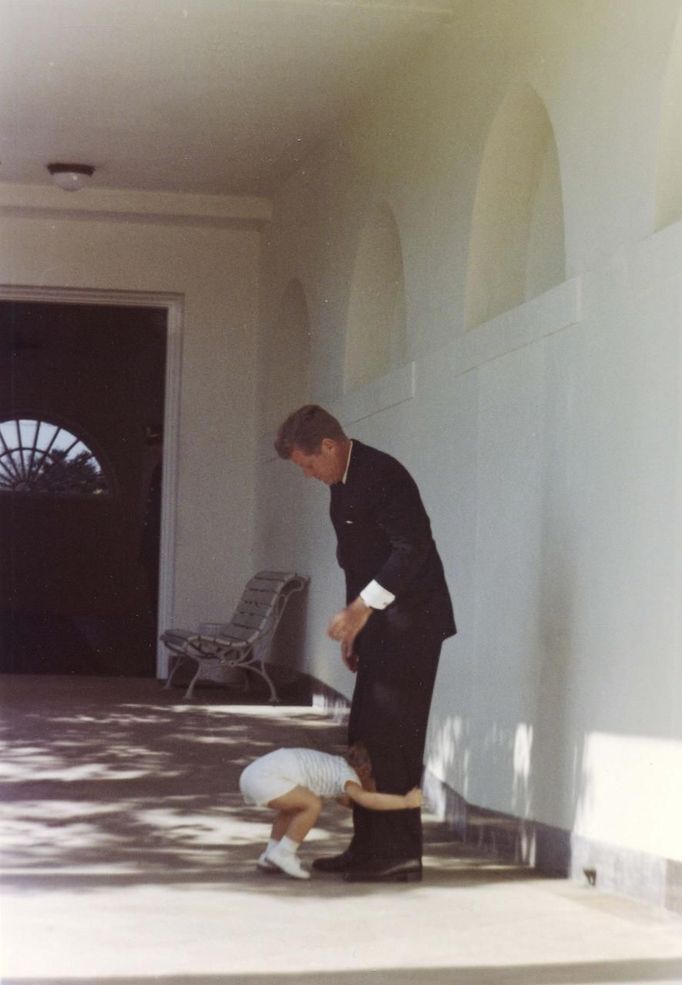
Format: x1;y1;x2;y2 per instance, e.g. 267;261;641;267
239;749;300;806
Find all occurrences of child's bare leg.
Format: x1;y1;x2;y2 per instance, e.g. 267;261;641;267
264;787;322;880
255;811;292;871
267;786;322;844
271;809;294;842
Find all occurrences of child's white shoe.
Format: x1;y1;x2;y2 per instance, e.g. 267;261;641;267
256;850;279;872
266;843;310;880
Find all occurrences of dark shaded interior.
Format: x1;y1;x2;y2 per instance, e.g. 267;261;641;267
0;300;167;676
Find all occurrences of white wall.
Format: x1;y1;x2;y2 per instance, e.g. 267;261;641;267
0;194;262;662
255;0;682;887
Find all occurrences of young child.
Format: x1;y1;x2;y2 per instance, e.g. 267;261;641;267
239;742;422;879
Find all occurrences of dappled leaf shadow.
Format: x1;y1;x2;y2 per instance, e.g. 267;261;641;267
0;674;539;900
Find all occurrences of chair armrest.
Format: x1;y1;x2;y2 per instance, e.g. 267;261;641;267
197;622;231;636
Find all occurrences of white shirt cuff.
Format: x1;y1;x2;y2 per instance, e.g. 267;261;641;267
360;580;395;610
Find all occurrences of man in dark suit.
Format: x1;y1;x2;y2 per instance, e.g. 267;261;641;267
275;405;455;882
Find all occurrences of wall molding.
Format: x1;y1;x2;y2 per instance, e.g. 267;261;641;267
256;360;416;460
423;767;682;915
453;277;581;377
335;360;415;425
0;181;272;229
255;278;579;449
282;664;682;914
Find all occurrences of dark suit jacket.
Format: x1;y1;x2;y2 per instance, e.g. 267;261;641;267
329;440;455;642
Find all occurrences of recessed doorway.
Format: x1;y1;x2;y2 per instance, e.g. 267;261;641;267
0;295;177;677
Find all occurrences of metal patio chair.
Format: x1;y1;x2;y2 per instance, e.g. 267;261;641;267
160;570;308;702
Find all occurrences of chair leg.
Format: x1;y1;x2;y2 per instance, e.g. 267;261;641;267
183;659;203;700
164;652;186;689
264;674;280;704
225;661;251;694
242;661;279;704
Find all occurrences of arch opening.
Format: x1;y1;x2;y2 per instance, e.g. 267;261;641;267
344;203;408;392
465;84;566;329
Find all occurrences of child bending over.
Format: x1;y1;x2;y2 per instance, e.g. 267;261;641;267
239;742;422;879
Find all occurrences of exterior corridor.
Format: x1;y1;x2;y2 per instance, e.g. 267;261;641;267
1;675;681;985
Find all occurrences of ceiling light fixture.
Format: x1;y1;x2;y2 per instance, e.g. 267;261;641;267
47;162;95;192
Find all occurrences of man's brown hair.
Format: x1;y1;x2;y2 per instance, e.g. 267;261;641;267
274;404;347;458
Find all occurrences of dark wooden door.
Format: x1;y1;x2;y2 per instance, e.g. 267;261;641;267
0;301;167;676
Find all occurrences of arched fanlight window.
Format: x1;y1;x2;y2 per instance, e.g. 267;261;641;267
0;418;111;496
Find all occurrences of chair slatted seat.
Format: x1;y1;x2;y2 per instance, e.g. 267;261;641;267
160;570;308;702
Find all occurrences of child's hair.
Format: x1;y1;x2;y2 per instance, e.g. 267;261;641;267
347;740;372;775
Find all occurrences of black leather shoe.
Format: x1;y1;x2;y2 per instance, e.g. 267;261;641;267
312;849;360;873
343;858;422;883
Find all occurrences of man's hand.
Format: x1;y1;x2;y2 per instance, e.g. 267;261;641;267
327;597;372;663
341;641;359;673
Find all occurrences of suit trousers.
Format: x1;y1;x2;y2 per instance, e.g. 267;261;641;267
348;616;442;861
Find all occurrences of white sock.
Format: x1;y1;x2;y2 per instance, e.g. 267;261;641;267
278;835;299;856
266;838;279;854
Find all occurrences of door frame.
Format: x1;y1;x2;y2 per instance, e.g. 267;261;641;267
0;283;183;678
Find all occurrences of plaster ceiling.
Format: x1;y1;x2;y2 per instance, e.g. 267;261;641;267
0;0;455;197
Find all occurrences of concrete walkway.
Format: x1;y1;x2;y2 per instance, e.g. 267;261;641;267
1;675;681;985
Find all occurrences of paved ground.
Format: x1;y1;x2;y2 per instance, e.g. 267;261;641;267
1;674;682;985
